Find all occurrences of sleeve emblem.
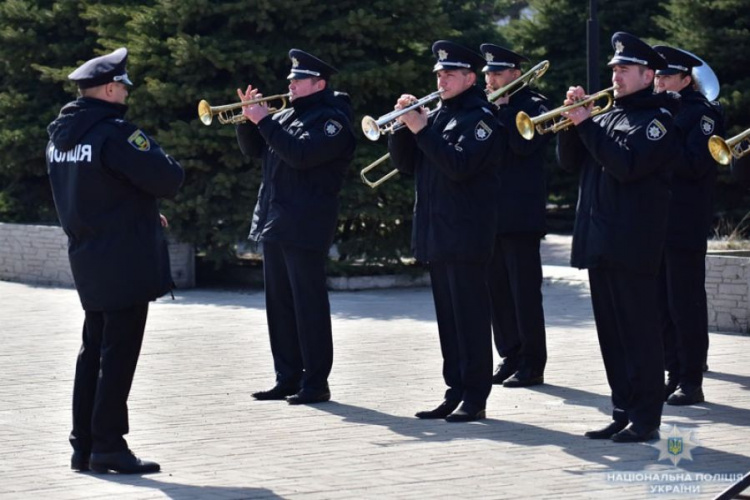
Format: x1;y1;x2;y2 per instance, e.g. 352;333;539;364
646;119;667;141
700;115;715;136
324;119;342;137
475;120;493;141
127;129;151;151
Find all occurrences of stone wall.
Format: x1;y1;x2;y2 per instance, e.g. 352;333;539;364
0;222;194;289
706;252;750;334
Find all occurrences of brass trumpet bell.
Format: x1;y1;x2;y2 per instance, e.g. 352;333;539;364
361;90;443;141
709;128;750;166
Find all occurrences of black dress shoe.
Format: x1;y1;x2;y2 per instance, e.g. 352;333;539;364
415;400;459;419
503;372;544;388
252;384;299;400
664;378;679;401
611;425;659;443
286;388;331;405
584;420;627;439
445;403;486;423
492;359;519;385
667;386;704;406
71;450;89;471
89;450;160;474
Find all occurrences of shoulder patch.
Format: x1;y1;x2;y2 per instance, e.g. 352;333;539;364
324;119;342;137
475;120;493;141
646;119;667;141
700;115;715;136
127;129;151;151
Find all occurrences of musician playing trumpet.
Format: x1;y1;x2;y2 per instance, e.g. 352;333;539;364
480;44;551;389
389;40;505;422
235;49;356;405
652;45;725;407
556;32;681;443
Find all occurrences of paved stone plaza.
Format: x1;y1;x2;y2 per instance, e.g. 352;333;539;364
1;235;749;499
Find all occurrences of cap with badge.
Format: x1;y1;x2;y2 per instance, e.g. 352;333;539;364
68;47;133;89
287;49;338;80
479;44;529;73
652;45;702;76
607;32;667;71
431;40;486;73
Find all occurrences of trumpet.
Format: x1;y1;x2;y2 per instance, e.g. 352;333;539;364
361;89;443;141
708;127;750;166
360;153;400;188
515;86;616;140
487;60;550;104
198;93;292;126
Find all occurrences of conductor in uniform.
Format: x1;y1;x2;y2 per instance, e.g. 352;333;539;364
235;49;355;405
46;48;184;472
653;45;724;406
556;33;680;442
388;41;505;422
480;44;550;388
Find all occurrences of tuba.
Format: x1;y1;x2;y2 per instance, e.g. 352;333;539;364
198;93;292;125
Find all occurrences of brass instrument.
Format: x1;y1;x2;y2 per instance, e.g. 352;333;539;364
709;128;750;166
515;85;616;140
198;93;292;125
361;89;443;141
487;60;550;104
360;153;400;188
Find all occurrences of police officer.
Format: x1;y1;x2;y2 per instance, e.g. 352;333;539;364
236;49;355;405
389;40;505;422
653;45;724;406
557;33;680;442
480;44;550;388
46;48;184;472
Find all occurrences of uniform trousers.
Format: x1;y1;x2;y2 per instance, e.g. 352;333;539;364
488;234;547;373
71;303;148;454
588;266;664;433
429;260;493;408
262;240;332;392
658;248;708;387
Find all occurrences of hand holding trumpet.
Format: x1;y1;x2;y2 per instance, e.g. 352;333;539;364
237;85;269;125
395;94;428;134
562;86;593;126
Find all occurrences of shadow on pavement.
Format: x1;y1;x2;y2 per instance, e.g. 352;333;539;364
88;475;285;499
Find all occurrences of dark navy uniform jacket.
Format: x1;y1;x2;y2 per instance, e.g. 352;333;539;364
236;88;355;252
667;88;724;252
388;85;505;263
557;88;681;276
46;97;184;311
493;87;551;235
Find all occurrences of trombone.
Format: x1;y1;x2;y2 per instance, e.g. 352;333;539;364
198;93;292;126
515;85;616;140
360;153;400;188
361;89;444;141
708;127;750;166
487;60;550;104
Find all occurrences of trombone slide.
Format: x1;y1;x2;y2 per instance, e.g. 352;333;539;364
360;153;399;189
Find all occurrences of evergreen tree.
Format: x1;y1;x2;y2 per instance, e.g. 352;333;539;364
0;0;95;222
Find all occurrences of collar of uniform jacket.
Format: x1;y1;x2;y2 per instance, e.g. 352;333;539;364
290;88;333;113
614;87;680;115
